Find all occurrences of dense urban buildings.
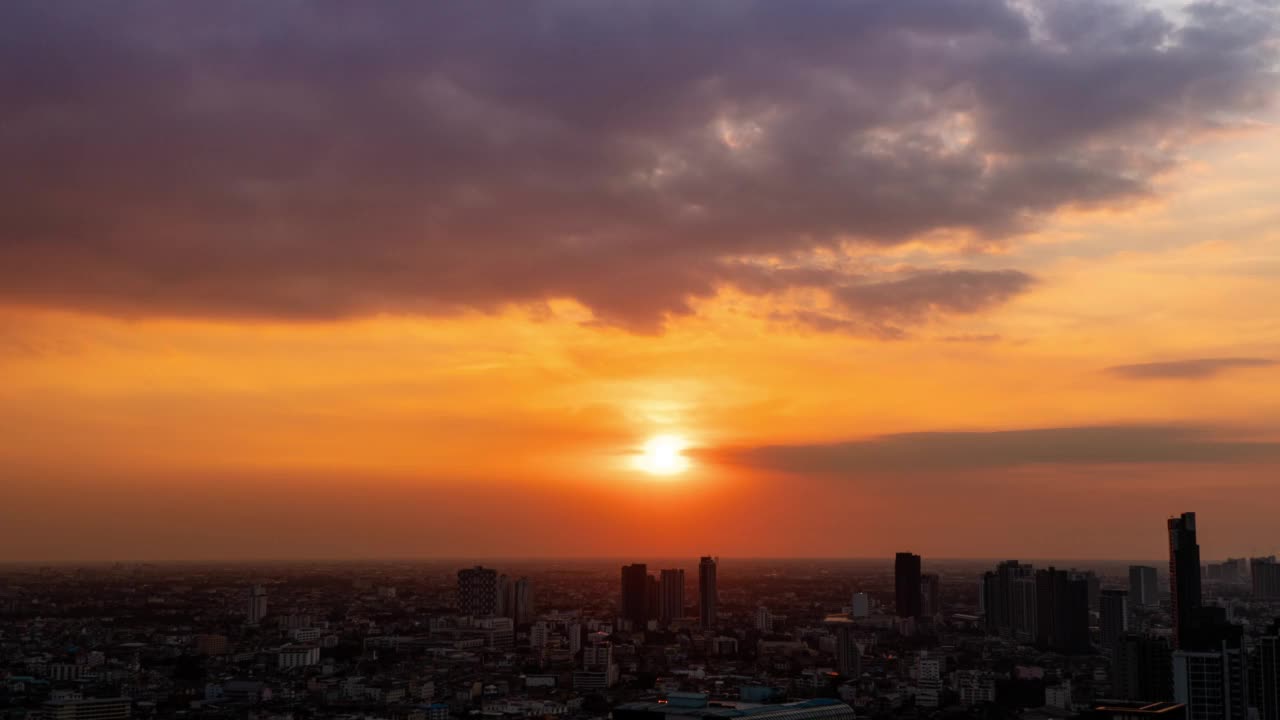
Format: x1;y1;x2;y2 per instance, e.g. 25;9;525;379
2;511;1279;720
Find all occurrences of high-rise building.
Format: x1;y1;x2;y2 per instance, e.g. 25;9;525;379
1101;589;1130;651
982;560;1036;641
852;592;870;618
1113;633;1173;701
1130;565;1160;607
1168;512;1202;650
506;577;534;624
575;634;618;690
1035;567;1090;654
895;553;923;619
827;617;859;678
458;566;500;617
920;573;941;617
1252;621;1280;720
756;606;773;633
646;574;660;622
659;569;685;624
699;556;718;628
1252;557;1280;599
246;584;268;626
620;564;649;629
916;652;943;708
1173;610;1247;720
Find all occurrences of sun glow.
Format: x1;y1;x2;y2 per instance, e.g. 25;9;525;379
634;434;691;476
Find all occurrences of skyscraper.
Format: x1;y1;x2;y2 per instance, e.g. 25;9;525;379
659;568;685;624
1173;609;1247;720
827;616;859;677
895;552;922;619
982;560;1035;640
1100;589;1130;650
620;563;649;629
1254;621;1280;720
699;556;718;628
1252;557;1280;599
507;576;534;624
458;566;500;617
646;574;660;622
1035;567;1090;654
1168;512;1202;649
1130;565;1160;607
1113;633;1173;701
920;573;941;617
246;584;268;626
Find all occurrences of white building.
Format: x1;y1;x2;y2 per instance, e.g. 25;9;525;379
915;653;942;708
277;644;320;669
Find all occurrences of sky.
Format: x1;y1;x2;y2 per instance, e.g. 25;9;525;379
2;0;1279;562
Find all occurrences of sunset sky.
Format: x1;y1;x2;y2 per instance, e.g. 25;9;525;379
2;0;1279;562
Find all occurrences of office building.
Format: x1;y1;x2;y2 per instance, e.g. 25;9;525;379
1113;633;1173;702
1252;557;1280;599
852;592;870;618
916;652;943;708
1101;589;1131;650
246;584;268;626
983;560;1036;641
660;569;685;624
1168;513;1202;649
1130;565;1160;607
1035;567;1090;654
895;552;923;619
756;606;773;633
826;616;859;677
1252;621;1280;720
458;566;500;617
1173;607;1247;720
920;573;941;617
506;576;534;624
621;563;650;629
699;556;718;628
42;697;131;720
574;634;618;690
647;573;661;622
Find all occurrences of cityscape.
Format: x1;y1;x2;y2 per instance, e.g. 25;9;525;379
4;513;1280;719
3;1;1280;720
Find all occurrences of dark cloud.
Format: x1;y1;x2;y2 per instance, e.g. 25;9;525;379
0;0;1275;330
1106;357;1278;379
705;424;1280;474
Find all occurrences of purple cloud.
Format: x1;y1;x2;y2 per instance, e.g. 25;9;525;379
0;0;1275;331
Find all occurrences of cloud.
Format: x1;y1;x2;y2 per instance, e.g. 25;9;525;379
0;0;1275;330
1106;357;1277;379
706;424;1280;473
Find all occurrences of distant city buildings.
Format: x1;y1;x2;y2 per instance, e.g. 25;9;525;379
246;584;268;626
698;556;718;628
1101;588;1130;651
895;552;922;619
1129;565;1160;607
660;568;685;624
620;563;649;629
1253;557;1280;599
1168;512;1202;649
458;566;499;616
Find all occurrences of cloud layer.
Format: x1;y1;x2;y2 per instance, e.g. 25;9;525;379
708;424;1280;473
1;0;1276;331
1106;357;1277;380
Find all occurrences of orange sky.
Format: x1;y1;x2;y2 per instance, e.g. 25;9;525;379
2;1;1279;561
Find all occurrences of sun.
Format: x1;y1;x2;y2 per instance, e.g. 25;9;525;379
633;434;691;476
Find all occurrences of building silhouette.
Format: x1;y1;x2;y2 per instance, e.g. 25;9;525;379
620;563;649;629
1130;565;1160;607
1252;557;1280;599
458;566;499;617
659;568;685;624
895;552;922;619
920;573;941;617
699;556;718;628
1168;512;1202;650
1113;633;1173;701
246;584;268;626
1035;567;1090;654
1101;589;1130;651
